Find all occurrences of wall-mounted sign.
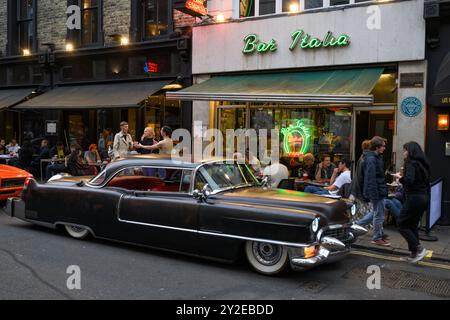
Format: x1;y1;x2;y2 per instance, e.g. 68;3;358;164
401;97;423;117
144;61;158;74
442;97;450;104
400;73;424;88
46;120;58;135
243;30;350;55
173;0;207;17
281;120;313;157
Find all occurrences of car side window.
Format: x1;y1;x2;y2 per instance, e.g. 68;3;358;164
106;166;189;193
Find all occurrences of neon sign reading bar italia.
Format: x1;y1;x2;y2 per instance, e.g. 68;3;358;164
243;30;350;54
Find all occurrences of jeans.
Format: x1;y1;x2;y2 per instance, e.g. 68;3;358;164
397;194;429;254
356;199;385;241
46;163;66;180
383;198;402;219
304;186;330;195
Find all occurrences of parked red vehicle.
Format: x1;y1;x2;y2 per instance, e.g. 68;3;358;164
0;164;33;205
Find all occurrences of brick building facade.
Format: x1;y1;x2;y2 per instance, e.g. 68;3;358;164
0;0;195;154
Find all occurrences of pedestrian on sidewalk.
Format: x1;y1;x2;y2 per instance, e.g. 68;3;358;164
113;121;134;160
356;136;390;247
394;142;430;263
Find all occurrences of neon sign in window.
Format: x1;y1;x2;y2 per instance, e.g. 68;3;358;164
281;120;313;157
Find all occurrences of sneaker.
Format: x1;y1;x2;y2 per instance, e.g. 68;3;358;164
409;247;427;263
371;239;391;247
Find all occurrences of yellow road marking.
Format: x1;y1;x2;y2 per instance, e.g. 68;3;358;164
351;250;450;271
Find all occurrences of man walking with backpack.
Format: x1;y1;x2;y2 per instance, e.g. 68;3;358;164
356;136;391;247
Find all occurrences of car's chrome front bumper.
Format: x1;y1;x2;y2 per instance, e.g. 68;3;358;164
289;224;367;271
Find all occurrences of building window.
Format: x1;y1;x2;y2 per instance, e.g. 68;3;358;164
259;0;276;15
67;0;102;47
304;0;324;9
8;0;36;55
240;0;255;17
329;0;350;6
282;0;300;12
142;0;169;39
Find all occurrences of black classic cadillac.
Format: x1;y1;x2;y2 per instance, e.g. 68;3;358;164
4;155;367;275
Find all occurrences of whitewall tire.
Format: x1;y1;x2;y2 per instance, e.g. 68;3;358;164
245;241;289;276
65;225;90;240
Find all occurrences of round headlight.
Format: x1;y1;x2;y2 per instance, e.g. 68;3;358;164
351;204;357;216
311;217;320;233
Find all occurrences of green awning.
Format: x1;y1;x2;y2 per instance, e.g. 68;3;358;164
167;68;384;104
15;80;172;109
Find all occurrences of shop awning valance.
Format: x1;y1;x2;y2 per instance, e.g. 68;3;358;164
0;88;35;110
15;80;172;109
166;68;384;104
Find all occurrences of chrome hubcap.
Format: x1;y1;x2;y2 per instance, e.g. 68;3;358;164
252;242;282;266
70;226;85;233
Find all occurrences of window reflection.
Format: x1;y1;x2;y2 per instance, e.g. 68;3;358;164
144;0;168;39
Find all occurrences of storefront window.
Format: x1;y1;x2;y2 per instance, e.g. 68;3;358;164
217;103;352;164
145;94;182;139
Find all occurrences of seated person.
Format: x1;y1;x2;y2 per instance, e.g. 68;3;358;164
305;158;351;196
299;153;316;180
0;138;7;155
315;154;336;183
263;161;290;188
85;144;101;165
6;139;20;157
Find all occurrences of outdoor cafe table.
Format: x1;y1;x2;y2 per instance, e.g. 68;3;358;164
0;154;15;165
294;179;330;191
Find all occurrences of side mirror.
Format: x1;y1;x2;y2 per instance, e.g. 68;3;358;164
261;176;269;188
202;184;211;198
193;189;202;200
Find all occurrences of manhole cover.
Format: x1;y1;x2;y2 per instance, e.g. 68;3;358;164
343;267;450;298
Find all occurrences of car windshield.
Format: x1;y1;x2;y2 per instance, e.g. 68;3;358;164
195;162;260;192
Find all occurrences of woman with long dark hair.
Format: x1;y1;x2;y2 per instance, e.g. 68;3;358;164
395;141;430;263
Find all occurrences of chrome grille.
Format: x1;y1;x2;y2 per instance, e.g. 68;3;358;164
1;178;26;188
322;227;352;246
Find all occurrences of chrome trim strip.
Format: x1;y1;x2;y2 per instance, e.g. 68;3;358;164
116;217;312;248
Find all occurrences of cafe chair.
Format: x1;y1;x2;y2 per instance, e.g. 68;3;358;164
338;183;352;199
277;178;296;190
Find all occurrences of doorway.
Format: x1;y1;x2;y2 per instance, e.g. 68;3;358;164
355;110;395;171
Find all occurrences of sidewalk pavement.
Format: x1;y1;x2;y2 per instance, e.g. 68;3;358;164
352;224;450;263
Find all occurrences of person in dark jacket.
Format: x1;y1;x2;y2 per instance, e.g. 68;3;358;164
12;140;34;170
350;140;371;200
356;136;390;246
394;142;430;263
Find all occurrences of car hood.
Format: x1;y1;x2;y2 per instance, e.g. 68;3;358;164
214;187;350;225
0;165;32;179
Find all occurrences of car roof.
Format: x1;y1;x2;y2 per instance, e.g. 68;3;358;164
103;154;231;176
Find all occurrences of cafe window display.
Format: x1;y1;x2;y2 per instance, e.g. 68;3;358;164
217;103;352;163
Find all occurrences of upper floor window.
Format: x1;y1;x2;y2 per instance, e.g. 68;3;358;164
237;0;372;17
142;0;169;39
67;0;103;47
8;0;36;55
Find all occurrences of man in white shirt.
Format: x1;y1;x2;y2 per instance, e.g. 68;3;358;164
263;161;290;188
113;121;133;160
7;139;20;156
305;159;352;196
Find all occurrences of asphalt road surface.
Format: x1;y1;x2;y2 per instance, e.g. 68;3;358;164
1;212;449;300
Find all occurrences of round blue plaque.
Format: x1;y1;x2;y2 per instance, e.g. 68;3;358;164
401;97;422;117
